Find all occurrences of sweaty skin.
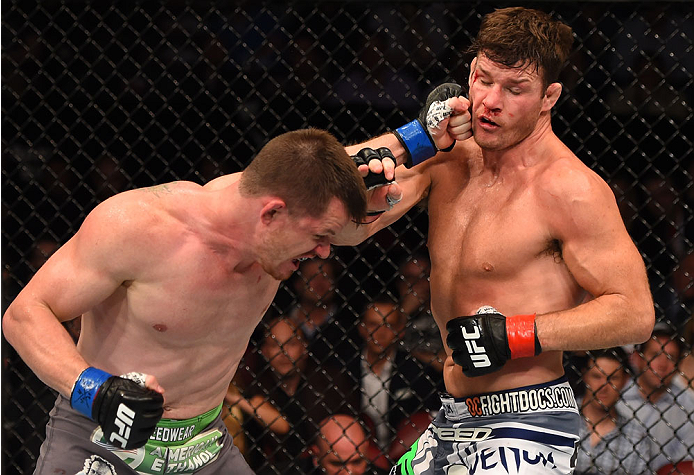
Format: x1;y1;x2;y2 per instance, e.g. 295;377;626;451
2;174;349;418
340;55;653;397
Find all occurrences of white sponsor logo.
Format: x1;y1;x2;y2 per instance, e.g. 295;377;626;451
109;404;135;448
433;426;492;442
464;386;577;417
462;326;491;368
151;424;196;443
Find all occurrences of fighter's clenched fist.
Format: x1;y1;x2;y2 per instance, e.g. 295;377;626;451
394;82;471;167
351;147;402;222
71;368;164;449
446;306;542;377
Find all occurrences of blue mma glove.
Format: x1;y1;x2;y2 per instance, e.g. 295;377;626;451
394;82;464;168
70;367;164;449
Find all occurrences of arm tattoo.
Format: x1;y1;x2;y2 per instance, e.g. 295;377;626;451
146;184;173;197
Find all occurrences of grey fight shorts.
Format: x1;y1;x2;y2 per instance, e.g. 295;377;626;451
34;395;254;475
390;377;581;475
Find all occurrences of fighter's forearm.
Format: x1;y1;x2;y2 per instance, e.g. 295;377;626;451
2;302;88;396
535;294;654;351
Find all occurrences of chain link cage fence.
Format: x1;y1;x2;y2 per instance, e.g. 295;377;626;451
2;1;693;474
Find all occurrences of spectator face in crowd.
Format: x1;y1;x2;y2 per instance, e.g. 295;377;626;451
582;352;629;411
358;301;405;356
634;332;682;396
261;318;308;379
396;256;431;315
295;259;337;306
311;415;368;475
576;348;659;475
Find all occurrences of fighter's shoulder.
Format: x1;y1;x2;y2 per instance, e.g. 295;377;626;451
536;153;613;206
81;182;195;237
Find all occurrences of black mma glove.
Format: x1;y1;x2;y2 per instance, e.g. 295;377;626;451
445;306;542;377
351;147;399;223
70;367;164;449
351;147;396;190
393;82;464;168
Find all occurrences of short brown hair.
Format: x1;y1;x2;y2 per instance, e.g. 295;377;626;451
470;7;574;88
239;128;367;222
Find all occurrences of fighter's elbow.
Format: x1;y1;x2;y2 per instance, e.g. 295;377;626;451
2;305;22;346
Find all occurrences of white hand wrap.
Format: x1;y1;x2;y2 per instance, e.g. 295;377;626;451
120;372;148;388
425;100;454;130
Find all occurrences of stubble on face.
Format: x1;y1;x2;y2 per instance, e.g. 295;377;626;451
469;56;545;152
257;199;350;281
257;228;297;281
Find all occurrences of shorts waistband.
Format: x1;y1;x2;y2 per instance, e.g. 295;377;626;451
148;404;223;446
440;376;578;420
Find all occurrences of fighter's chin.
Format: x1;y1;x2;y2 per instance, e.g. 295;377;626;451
270;259;304;281
258;261;289;281
472;130;513;152
473;135;503;151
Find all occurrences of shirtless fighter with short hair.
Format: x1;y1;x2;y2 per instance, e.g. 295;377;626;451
2;128;400;475
339;7;654;474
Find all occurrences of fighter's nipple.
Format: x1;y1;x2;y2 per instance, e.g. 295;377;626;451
482;261;494;272
153;323;168;332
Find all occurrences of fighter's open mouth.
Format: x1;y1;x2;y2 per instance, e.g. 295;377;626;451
480;116;499;127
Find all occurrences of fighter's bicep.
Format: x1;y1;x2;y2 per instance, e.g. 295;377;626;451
24;240;120;322
25;204;140;321
553;184;646;299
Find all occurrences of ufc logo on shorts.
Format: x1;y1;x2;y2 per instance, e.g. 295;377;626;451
109;403;135;448
462;327;491;368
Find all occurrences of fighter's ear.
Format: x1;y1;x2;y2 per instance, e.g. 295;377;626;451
260;199;287;224
541;82;562;111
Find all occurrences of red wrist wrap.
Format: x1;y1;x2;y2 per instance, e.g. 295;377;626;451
507;313;537;359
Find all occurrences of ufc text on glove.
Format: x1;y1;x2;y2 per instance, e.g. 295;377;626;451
70;367;164;449
445;306;542;377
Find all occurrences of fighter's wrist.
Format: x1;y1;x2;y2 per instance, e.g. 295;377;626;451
70;366;112;419
506;313;541;359
393;120;437;168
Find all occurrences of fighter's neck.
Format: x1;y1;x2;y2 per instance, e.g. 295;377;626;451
480;121;557;173
183;182;263;269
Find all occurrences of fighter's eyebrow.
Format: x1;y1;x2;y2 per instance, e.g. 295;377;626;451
477;65;532;84
317;228;337;236
506;77;532;85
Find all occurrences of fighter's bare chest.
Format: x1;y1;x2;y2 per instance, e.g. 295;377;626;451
122;254;278;340
427;178;551;276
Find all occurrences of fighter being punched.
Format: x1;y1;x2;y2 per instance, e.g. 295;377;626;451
339;7;653;474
